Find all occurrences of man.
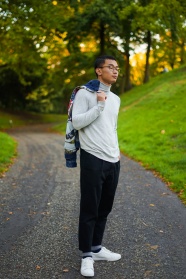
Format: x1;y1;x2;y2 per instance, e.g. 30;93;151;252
72;55;121;277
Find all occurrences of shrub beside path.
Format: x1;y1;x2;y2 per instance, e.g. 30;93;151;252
0;125;186;279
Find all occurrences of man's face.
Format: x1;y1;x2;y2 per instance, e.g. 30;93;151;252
96;59;119;86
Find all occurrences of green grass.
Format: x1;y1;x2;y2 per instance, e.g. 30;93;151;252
0;132;17;174
0;111;25;130
118;66;186;203
53;120;67;134
0;109;67;130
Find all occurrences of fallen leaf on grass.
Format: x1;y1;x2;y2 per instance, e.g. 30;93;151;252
178;189;184;196
8;212;13;215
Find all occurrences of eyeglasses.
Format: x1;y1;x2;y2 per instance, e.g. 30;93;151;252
99;65;120;73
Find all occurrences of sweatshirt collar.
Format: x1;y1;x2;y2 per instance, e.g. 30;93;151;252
83;79;111;93
99;81;111;93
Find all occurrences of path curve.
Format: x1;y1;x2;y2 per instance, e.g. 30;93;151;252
0;125;186;279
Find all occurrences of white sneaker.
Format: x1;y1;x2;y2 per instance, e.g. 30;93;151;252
92;247;121;261
80;257;94;277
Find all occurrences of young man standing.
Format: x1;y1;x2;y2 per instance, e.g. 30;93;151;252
72;55;121;277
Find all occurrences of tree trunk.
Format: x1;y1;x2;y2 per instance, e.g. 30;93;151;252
120;73;125;94
170;46;176;69
180;39;185;65
124;51;132;91
143;30;151;83
99;22;105;55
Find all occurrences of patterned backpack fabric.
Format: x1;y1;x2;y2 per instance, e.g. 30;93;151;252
64;80;100;167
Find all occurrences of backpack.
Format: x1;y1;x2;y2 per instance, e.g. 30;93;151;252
64;80;100;167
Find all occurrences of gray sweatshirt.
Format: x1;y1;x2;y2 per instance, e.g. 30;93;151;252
72;81;120;162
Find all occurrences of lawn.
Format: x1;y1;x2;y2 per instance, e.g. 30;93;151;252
118;66;186;203
0;132;17;174
0;109;67;130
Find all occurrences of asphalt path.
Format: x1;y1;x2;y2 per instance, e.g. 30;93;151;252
0;125;186;279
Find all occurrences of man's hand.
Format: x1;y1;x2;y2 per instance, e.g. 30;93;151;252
97;91;107;102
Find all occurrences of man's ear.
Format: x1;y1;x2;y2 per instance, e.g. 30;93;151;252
95;68;102;76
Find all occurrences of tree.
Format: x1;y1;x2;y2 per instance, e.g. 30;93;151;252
0;0;64;109
150;0;186;70
1;0;186;112
117;1;138;92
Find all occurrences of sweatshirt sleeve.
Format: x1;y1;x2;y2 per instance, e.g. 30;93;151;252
115;97;120;155
72;89;105;130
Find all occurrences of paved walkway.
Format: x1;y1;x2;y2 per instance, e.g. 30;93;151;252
0;125;186;279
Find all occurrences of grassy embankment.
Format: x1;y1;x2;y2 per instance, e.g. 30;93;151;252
0;110;66;175
118;66;186;203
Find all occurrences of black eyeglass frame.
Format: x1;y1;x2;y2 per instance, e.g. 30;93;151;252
99;65;120;72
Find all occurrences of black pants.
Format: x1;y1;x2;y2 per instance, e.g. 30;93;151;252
79;149;120;253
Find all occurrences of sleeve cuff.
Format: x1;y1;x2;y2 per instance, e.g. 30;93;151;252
98;101;105;112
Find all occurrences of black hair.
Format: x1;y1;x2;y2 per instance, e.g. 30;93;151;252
94;55;117;77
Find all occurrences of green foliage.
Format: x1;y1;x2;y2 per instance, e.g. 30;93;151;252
0;66;45;109
53;121;67;135
118;66;186;203
0;0;62;109
0;0;186;112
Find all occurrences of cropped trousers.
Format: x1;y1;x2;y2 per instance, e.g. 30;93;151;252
79;149;120;253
